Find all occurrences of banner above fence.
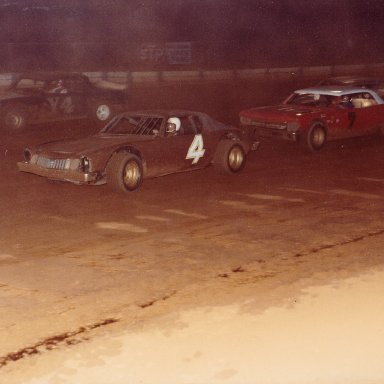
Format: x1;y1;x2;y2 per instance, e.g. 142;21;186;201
139;42;193;66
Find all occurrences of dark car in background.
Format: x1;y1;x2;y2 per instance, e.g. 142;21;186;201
0;72;128;131
17;110;259;193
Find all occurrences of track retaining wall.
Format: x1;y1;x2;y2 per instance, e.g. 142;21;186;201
0;63;383;89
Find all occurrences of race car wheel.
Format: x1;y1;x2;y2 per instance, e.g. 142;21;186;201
91;102;113;122
304;123;327;152
106;152;143;193
2;105;28;131
214;141;246;174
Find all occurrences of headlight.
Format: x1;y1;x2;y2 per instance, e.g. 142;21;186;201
240;116;251;125
23;148;32;162
79;156;90;173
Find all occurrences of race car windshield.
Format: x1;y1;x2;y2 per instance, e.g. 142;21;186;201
103;116;163;135
13;78;46;92
286;93;332;107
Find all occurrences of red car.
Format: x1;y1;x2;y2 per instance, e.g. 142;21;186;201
239;86;384;151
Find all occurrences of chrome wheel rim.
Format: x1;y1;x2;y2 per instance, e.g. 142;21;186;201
228;146;244;171
5;113;22;129
123;160;141;189
312;127;326;148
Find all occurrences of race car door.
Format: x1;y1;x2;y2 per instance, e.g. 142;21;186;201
44;78;87;120
156;115;211;175
327;92;384;139
326;96;358;139
349;94;384;136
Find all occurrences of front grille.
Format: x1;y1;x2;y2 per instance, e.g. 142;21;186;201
240;116;286;130
251;121;287;130
36;156;70;170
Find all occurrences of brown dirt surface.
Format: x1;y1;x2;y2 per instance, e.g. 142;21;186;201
0;83;383;383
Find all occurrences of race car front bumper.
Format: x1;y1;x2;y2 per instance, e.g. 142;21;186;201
17;161;100;184
251;126;299;142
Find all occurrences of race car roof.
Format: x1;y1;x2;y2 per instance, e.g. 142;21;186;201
14;72;88;82
294;86;380;97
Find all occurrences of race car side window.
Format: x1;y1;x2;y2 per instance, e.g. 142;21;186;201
69;78;85;92
351;92;377;108
179;116;196;135
17;78;45;91
192;116;203;133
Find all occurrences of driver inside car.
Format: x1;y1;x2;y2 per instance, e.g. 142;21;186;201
49;79;68;94
166;117;181;136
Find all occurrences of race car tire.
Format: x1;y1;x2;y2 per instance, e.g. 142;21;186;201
90;102;113;122
106;152;143;192
2;105;28;131
304;123;327;152
213;141;246;174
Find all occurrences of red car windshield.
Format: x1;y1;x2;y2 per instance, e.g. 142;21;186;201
286;93;335;107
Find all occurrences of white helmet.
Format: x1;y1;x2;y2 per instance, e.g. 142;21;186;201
166;117;181;134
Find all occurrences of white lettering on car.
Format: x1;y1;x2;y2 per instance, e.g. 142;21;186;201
186;134;205;164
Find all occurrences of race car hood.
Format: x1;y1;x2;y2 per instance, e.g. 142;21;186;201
34;134;154;157
240;104;319;122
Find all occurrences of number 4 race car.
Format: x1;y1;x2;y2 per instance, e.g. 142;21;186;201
17;110;259;193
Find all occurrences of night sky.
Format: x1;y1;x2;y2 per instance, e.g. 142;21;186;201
1;0;384;71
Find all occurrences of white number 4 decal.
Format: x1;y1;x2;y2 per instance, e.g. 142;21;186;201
186;134;205;164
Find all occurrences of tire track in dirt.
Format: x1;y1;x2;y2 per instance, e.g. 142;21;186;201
0;318;118;369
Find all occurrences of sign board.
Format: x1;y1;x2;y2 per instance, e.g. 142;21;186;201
139;42;192;65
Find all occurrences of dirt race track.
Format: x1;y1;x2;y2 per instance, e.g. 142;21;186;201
0;83;384;383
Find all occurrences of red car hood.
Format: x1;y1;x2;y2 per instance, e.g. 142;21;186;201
36;134;153;156
240;104;319;122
